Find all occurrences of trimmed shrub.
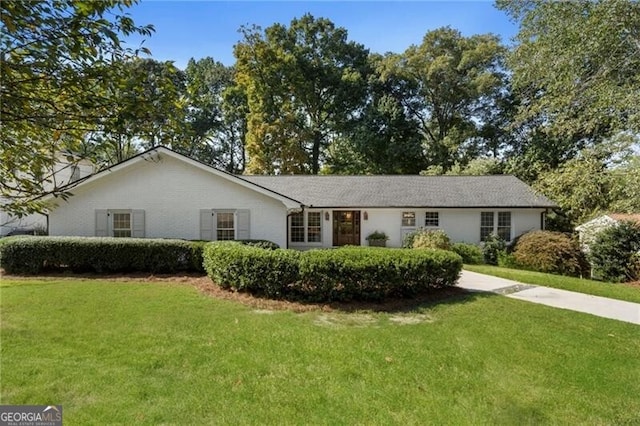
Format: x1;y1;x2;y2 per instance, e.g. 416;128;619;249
411;229;452;250
0;236;205;274
235;239;280;250
202;242;299;297
295;247;461;302
451;243;483;264
188;240;209;273
201;244;462;302
589;221;640;282
482;233;506;265
512;231;588;277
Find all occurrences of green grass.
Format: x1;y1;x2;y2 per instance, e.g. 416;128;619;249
465;264;640;304
2;278;640;424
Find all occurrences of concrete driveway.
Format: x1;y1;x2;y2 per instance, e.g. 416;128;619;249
458;270;640;325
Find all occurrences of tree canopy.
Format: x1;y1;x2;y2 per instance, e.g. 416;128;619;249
498;0;640;140
2;2;639;232
1;0;153;216
235;14;370;174
380;27;507;171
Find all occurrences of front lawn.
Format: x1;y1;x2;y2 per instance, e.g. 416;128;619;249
1;278;639;424
465;264;640;304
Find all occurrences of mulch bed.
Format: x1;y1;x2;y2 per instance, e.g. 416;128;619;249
1;271;469;313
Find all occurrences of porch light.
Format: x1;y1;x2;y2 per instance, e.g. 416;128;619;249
363;211;368;221
325;211;330;221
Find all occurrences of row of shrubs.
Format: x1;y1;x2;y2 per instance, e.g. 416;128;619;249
203;243;462;302
0;236;462;301
402;228;588;277
0;236;278;274
403;223;640;283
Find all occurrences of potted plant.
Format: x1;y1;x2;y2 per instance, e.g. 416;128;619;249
366;230;389;247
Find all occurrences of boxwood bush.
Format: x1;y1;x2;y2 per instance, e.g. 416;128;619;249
202;244;462;302
295;247;461;302
0;236;206;274
202;242;299;298
512;230;589;277
451;243;483;264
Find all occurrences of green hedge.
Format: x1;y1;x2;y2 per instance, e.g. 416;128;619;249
202;243;462;302
451;243;484;265
0;236;206;274
203;242;299;298
296;247;461;302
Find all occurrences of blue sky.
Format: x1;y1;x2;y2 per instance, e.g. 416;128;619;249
125;1;517;69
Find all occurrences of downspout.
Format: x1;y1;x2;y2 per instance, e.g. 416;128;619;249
541;208;549;230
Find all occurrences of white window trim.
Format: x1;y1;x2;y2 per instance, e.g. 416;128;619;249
401;211;416;227
215;209;237;241
95;209;145;238
480;211;513;242
200;209;250;241
424;211;440;228
111;210;132;238
289;210;323;245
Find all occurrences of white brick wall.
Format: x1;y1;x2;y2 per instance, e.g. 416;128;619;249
49;154;289;247
289;208;545;248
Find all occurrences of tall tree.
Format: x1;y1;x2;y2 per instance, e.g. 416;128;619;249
183;58;247;173
235;14;370;174
89;58;187;166
1;0;153;215
325;53;425;174
535;138;639;230
497;0;640;141
381;27;507;171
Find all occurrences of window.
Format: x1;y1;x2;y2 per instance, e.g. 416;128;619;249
480;212;494;241
497;212;512;241
96;209;144;238
425;212;439;227
402;212;416;227
291;212;305;242
289;211;322;244
216;212;235;240
112;212;131;238
480;212;512;242
307;212;321;242
199;209;249;241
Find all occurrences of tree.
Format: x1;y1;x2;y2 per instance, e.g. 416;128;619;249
534;139;638;230
183;57;247;173
610;154;640;213
498;0;640;141
324;54;425;175
235;14;370;174
1;0;153;216
381;27;507;171
89;58;187;166
589;221;640;283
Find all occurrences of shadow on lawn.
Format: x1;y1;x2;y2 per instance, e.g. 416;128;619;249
193;278;495;314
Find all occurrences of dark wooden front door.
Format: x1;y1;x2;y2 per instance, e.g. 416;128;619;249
333;210;360;246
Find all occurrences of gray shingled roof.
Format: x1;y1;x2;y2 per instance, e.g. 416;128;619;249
240;175;556;208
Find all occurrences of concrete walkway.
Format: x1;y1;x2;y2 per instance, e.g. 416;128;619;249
458;270;640;325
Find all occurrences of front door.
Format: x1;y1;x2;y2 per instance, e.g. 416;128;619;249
333;210;360;246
